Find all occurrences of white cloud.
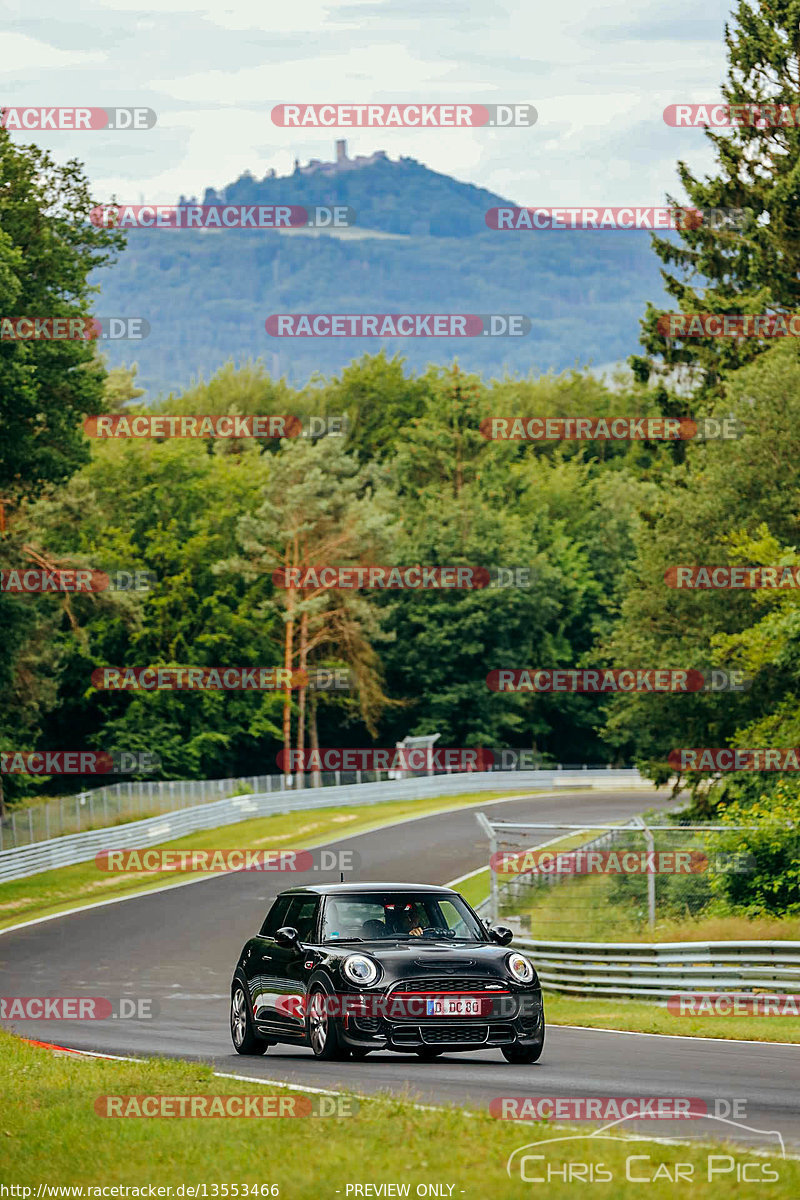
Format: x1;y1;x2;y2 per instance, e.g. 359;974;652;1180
0;32;105;73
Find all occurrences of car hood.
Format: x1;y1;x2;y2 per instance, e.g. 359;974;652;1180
326;940;530;984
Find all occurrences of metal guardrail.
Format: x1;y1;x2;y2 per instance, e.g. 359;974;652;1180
0;761;646;850
0;768;650;883
512;937;800;999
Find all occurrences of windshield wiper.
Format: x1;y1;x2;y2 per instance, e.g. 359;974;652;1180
326;937;363;943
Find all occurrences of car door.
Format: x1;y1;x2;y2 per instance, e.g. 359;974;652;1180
246;895;291;1030
264;894;321;1037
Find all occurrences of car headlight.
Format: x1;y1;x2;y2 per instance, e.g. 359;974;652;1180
506;952;535;984
342;954;379;986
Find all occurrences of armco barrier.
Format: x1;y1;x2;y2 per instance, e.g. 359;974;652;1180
0;768;650;883
513;937;800;999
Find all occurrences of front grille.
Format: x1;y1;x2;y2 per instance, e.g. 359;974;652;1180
421;1025;488;1045
391;1026;423;1045
391;976;507;994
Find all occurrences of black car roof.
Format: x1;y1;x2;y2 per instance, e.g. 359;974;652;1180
276;882;458;897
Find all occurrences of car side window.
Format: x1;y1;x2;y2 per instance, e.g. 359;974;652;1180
283;896;320;943
259;896;290;938
435;899;470;936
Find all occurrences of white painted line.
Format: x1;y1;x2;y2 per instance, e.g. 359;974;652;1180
215;1071;343;1096
550;1023;800;1048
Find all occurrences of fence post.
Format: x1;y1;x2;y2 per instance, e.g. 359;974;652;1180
45;803;50;841
335;770;341;787
474;812;497;925
11;811;16;848
633;816;656;929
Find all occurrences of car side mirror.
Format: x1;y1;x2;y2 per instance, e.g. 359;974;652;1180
275;926;300;949
490;925;513;946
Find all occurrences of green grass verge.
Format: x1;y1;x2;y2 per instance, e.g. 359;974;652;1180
0;789;536;932
1;1031;794;1197
543;991;800;1042
456;875;800;1043
501;871;800;942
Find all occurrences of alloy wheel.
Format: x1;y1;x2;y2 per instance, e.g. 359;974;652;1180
309;991;328;1054
231;987;247;1048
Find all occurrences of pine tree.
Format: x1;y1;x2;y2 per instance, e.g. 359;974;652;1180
631;0;800;402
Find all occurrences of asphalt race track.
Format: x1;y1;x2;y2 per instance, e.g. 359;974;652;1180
2;787;798;1155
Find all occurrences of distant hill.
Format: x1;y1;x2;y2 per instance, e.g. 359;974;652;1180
195;141;512;238
93;144;671;397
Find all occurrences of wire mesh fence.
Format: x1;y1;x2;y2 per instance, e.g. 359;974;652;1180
0;763;642;851
0;770;381;849
476;815;758;941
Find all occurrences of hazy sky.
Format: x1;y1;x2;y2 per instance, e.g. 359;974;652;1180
1;0;734;208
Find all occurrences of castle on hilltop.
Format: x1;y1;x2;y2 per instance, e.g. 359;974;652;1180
199;142;401;207
293;140;389;176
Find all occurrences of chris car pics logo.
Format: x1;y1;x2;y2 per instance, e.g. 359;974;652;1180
505;1113;785;1183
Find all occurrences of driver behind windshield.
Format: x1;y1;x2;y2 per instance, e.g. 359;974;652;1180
387;902;426;937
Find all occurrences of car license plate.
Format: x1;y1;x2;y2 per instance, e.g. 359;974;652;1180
425;997;481;1017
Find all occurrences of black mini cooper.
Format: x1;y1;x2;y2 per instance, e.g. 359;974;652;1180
230;882;544;1063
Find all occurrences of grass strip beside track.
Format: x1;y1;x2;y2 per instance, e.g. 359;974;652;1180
453;871;800;1042
543;993;800;1043
0;1031;794;1197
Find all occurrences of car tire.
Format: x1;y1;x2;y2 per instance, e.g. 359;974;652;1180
415;1047;444;1059
502;1023;545;1064
307;986;349;1061
230;983;269;1056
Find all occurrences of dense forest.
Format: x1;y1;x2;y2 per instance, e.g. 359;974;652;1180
2;0;800;870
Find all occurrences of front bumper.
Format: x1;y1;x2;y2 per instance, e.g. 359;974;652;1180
339;986;543;1053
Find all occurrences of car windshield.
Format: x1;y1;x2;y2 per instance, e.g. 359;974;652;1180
320;892;487;943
